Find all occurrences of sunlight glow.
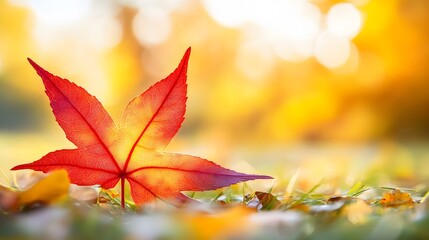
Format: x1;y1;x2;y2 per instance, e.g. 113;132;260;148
127;0;185;12
204;0;363;70
25;0;92;26
327;3;362;39
333;43;360;74
133;8;172;46
315;32;350;68
87;17;123;51
273;39;313;63
236;41;274;80
203;0;246;28
20;0;122;52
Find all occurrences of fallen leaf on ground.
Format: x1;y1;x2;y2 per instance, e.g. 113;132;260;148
380;189;414;207
11;48;272;207
255;191;282;210
18;169;70;209
327;196;353;203
182;205;255;239
288;203;310;212
1;170;70;212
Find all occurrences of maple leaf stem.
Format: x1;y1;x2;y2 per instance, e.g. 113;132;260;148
120;176;125;209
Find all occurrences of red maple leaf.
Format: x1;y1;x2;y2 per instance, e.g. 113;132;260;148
12;48;272;207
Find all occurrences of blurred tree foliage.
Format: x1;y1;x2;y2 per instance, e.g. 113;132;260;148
0;0;428;145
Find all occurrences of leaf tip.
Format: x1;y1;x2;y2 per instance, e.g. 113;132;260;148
252;174;274;180
27;57;38;68
10;164;33;172
27;58;47;76
180;47;191;67
10;165;23;171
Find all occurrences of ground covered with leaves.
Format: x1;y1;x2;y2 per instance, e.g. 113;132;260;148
1;167;428;240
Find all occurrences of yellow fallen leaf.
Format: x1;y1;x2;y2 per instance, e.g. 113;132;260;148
17;170;70;208
380;189;414;207
182;205;255;239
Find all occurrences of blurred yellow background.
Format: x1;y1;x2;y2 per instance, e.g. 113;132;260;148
1;0;428;190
